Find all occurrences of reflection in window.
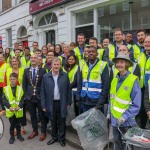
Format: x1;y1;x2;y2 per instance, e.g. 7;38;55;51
98;8;104;17
141;0;149;7
123;2;129;11
110;4;116;14
38;13;58;27
76;10;93;26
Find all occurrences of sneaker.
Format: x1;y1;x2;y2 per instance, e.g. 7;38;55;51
17;135;24;142
9;137;15;144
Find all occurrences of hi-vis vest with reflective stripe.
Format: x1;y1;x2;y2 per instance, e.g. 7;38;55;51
112;62;138;78
97;49;104;60
110;74;137;119
63;65;78;92
79;59;87;72
81;59;107;99
3;85;23;118
144;57;150;87
21;57;30;68
127;44;141;62
6;68;24;86
137;52;146;88
0;63;9;83
108;44;131;61
74;44;88;61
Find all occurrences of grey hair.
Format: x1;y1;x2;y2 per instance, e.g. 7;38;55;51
51;57;61;65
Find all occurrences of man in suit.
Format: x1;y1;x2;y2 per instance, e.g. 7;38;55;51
23;54;47;141
40;57;72;147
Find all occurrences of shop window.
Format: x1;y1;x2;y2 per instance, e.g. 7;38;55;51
98;8;104;17
6;28;12;47
76;10;93;26
110;4;116;14
123;2;129;11
122;19;130;30
141;0;149;7
38;13;58;27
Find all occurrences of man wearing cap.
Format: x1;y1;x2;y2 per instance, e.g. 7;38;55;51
108;52;141;150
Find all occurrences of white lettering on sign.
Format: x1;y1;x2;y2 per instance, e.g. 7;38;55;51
39;0;54;7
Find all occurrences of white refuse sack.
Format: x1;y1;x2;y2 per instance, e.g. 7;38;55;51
71;108;108;150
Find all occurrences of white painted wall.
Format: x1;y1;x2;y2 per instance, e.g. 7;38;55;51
0;1;33;49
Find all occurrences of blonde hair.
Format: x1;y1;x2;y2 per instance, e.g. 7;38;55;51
10;56;21;68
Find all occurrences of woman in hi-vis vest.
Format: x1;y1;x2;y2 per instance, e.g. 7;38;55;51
107;52;141;150
6;56;26;135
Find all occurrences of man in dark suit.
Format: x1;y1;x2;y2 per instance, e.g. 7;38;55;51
40;57;72;147
23;54;47;141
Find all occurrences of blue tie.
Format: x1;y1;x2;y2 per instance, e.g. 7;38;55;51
32;69;36;83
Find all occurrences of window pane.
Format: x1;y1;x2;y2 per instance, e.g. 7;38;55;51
45;13;52;24
76;10;93;26
51;13;58;24
38;16;46;26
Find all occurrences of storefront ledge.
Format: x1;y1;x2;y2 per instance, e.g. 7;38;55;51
26;112;83;150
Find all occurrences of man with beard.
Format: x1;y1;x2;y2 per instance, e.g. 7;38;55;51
134;30;147;129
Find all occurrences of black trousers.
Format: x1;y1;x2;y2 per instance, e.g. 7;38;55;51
50;101;66;141
9;115;21;137
136;87;147;129
26;96;47;133
0;87;5;110
21;103;27;126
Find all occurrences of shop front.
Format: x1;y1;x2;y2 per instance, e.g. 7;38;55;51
68;0;150;43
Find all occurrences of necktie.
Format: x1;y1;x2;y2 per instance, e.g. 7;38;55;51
32;68;36;83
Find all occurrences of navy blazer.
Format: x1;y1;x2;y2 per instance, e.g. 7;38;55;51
23;67;46;101
40;69;72;119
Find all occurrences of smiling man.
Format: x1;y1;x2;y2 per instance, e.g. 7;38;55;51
40;57;72;147
23;54;47;141
77;46;109;113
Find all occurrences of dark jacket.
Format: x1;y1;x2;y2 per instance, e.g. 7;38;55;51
22;67;46;101
144;86;149;113
40;69;72;119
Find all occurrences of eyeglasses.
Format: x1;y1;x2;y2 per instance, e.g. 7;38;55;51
115;34;122;36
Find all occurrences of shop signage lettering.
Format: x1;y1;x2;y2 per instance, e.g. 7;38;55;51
30;0;73;14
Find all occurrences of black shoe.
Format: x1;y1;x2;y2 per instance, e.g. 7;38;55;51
9;137;15;144
59;140;66;147
17;135;24;142
47;138;58;145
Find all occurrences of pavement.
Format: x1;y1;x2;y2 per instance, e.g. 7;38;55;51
0;115;77;150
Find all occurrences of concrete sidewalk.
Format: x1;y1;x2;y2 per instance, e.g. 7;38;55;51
26;112;83;150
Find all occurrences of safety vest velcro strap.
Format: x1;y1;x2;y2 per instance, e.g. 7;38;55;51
72;88;77;91
113;105;126;113
88;88;102;92
145;71;150;74
9;100;16;104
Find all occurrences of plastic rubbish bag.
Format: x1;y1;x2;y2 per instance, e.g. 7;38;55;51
66;91;76;126
124;127;150;148
71;108;108;150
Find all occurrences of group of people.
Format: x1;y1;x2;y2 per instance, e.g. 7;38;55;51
0;28;149;150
